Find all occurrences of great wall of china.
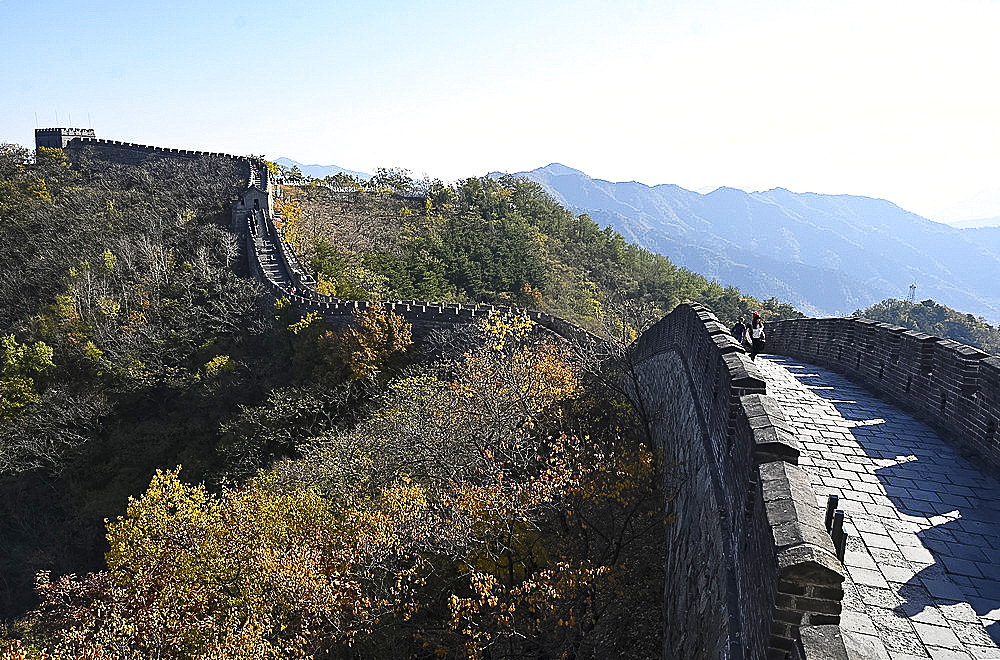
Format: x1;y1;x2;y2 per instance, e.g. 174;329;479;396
38;128;1000;659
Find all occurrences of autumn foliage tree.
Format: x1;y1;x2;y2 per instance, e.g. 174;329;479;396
9;314;666;659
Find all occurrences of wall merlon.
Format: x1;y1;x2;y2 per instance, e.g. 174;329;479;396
715;331;746;355
744;395;801;464
724;353;767;393
762;462;837;555
776;544;843;587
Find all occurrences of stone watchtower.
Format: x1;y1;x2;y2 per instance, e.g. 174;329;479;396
35;127;96;150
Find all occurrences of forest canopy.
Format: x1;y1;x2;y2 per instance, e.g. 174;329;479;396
0;145;801;658
274;168;802;331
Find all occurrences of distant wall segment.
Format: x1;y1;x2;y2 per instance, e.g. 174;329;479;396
37;129;250;165
768;317;1000;473
631;302;847;659
35;127;96;149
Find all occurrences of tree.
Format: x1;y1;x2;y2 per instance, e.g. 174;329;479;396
323;304;413;384
0;335;54;421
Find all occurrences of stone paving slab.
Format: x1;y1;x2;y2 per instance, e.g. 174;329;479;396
758;356;1000;658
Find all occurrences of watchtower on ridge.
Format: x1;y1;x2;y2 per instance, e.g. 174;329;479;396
35;127;96;150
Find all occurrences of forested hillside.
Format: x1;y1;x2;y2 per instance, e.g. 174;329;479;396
274;167;801;330
856;298;1000;356
0;146;797;658
0;144;272;626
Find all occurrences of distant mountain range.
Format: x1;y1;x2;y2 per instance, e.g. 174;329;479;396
272;157;369;181
509;164;1000;323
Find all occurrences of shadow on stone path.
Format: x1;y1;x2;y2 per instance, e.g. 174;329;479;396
758;355;1000;659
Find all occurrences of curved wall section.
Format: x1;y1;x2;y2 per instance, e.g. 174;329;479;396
632;303;845;659
767;317;1000;473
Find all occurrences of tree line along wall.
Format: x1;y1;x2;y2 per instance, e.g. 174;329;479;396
631;303;848;660
766;317;1000;474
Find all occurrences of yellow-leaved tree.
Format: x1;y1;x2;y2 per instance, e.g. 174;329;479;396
0;335;54;421
11;313;666;659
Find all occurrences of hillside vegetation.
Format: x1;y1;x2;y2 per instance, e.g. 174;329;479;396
0;146;798;658
275;167;801;330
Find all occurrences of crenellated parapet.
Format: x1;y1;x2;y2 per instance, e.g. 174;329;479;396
630;302;847;660
246;209;598;345
35;128;257;178
767;317;1000;473
35;127;97;149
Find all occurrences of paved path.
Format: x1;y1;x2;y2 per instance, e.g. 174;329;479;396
758;356;1000;659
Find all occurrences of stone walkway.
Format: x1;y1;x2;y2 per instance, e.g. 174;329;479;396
758;356;1000;659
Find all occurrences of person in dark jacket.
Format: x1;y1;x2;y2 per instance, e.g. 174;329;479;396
731;318;747;343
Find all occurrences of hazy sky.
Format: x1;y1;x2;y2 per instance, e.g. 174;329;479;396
2;0;998;218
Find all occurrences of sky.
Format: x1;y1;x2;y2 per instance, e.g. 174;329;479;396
2;0;999;219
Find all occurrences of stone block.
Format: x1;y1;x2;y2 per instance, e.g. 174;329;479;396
810;585;845;601
795;596;842;616
777;544;844;587
798;624;850;660
724;352;767;393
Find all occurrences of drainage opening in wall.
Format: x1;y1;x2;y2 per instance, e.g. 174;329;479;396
989;419;997;446
941;392;948;413
906;375;912;393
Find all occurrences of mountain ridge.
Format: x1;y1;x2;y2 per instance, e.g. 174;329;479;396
272;157;370;181
505;164;1000;323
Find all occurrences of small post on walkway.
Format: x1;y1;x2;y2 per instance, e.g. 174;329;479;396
831;510;847;562
825;495;839;531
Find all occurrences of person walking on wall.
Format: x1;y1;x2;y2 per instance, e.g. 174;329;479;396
731;317;747;344
749;312;766;361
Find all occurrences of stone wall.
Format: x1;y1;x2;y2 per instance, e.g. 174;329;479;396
61;136;246;166
34;127;96;149
35;130;252;179
631;303;847;659
767;317;1000;473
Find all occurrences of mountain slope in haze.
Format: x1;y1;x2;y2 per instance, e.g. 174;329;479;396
513;164;1000;323
934;187;1000;228
273;157;370;181
948;216;1000;229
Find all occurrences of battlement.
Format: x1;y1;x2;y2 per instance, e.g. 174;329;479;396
63;136;250;161
35;128;255;166
629;303;845;659
34;127;97;149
